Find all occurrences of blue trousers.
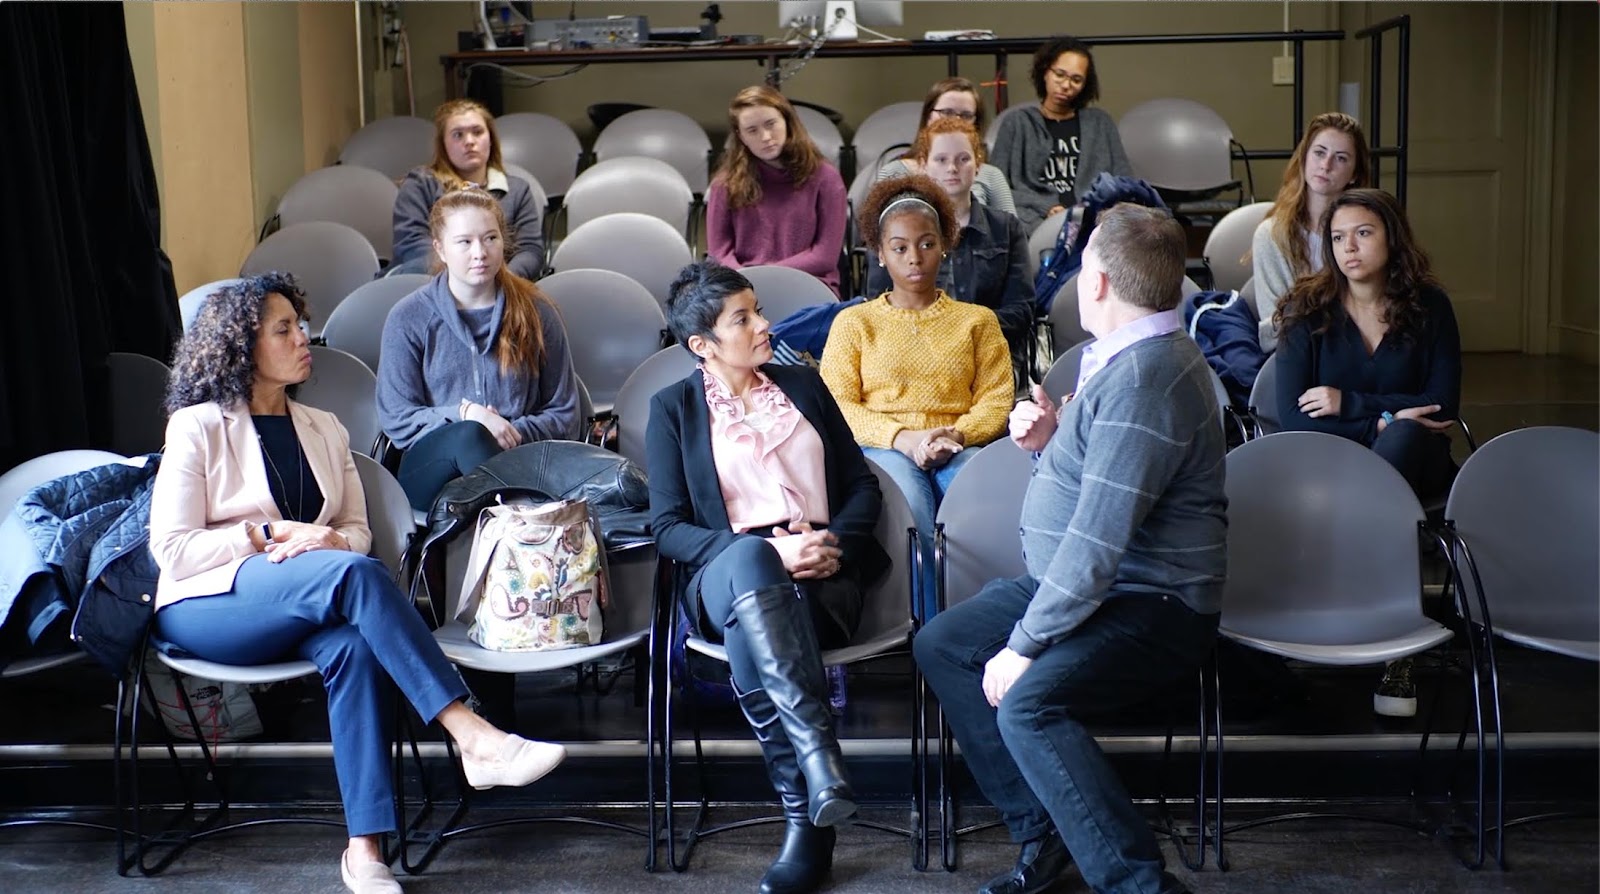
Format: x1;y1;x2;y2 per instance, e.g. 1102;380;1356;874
397;421;503;512
157;551;470;837
861;445;979;620
914;575;1217;894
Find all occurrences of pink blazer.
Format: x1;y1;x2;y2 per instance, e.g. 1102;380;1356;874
148;400;373;609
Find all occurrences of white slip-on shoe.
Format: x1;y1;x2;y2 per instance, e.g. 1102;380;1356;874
460;734;567;791
341;849;402;894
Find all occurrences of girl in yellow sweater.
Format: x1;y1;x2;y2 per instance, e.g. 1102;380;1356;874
821;175;1013;618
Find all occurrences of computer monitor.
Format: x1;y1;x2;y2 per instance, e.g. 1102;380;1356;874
778;2;904;41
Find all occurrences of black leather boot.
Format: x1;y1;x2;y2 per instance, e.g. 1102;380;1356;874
729;584;857;828
979;830;1073;894
736;681;836;894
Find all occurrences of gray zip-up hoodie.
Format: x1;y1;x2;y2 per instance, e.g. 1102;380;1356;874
377;273;579;449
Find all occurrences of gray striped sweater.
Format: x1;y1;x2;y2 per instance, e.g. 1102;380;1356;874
1010;330;1227;658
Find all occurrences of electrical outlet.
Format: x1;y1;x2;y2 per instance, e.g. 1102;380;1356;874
1272;55;1295;86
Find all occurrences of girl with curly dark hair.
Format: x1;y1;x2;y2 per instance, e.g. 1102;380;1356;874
820;175;1013;618
391;98;544;278
1272;187;1461;500
990;36;1131;230
706;85;849;297
152;273;566;893
1273;188;1461;721
378;187;580;511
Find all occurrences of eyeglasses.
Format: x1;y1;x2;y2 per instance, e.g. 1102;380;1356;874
930;108;977;121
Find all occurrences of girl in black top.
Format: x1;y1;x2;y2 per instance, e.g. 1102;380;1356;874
1273;188;1461;498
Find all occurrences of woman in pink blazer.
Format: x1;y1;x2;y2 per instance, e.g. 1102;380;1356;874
150;273;563;894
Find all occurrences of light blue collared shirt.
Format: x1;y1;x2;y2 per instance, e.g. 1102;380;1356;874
1074;308;1185;394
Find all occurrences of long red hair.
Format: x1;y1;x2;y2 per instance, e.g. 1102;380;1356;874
428;188;550;373
1257;112;1371;275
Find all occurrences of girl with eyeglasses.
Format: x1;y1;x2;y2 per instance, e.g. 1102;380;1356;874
874;77;1017;216
991;37;1132;231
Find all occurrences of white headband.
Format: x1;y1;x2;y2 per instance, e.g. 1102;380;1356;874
878;195;939;227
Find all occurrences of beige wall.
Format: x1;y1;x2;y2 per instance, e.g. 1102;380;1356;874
126;1;364;293
1552;3;1598;364
148;2;257;294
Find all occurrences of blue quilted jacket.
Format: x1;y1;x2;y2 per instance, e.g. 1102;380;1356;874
0;455;162;677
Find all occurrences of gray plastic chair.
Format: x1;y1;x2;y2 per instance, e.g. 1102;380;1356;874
932;438;1034;613
338;115;434;182
1247;352;1281;437
398;482;659;871
610;347;698;473
1119;98;1239;196
499;162;550;218
563;157;694;236
1026;213;1068;281
1202;202;1272;294
275;166;400;263
1216;431;1454;861
0;447;127;839
0;450;127;540
124;453;419;873
594;109;713;195
550;213;692;309
1223;431;1449;661
1447;426;1600;662
740;264;838;324
240;222;380;338
320;274;430;373
297;346;380;458
795;104;845;170
495;112;583;200
1040;340;1092;404
666;456;926;870
535;269;667;414
178;278;247;333
850;102;922;184
1443;425;1598;868
108;352;172;456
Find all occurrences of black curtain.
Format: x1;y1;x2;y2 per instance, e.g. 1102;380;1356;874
0;2;179;471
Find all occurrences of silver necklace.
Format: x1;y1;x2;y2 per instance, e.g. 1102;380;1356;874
259;429;306;522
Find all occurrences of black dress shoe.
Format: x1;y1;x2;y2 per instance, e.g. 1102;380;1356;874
978;831;1073;894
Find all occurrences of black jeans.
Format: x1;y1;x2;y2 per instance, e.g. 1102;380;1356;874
914;575;1216;894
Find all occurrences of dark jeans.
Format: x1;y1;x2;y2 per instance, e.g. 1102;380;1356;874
1372;419;1456;498
397;421;503;512
914;575;1217;894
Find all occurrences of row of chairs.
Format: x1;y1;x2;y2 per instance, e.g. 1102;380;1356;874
338;93;1248;218
931;424;1597;872
9;343;1587;876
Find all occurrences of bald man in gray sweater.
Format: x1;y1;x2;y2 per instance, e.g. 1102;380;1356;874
915;205;1226;894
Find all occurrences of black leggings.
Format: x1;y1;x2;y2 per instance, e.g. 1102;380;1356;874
694;536;855;692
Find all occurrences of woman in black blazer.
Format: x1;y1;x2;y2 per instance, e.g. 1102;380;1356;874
648;262;887;894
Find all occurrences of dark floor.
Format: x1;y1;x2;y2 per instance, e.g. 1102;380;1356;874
1;353;1596;891
1;808;1595;893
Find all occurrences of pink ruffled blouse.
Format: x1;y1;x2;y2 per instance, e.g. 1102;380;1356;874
703;367;831;534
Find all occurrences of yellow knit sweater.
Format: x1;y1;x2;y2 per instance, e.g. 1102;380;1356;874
820;292;1013;450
